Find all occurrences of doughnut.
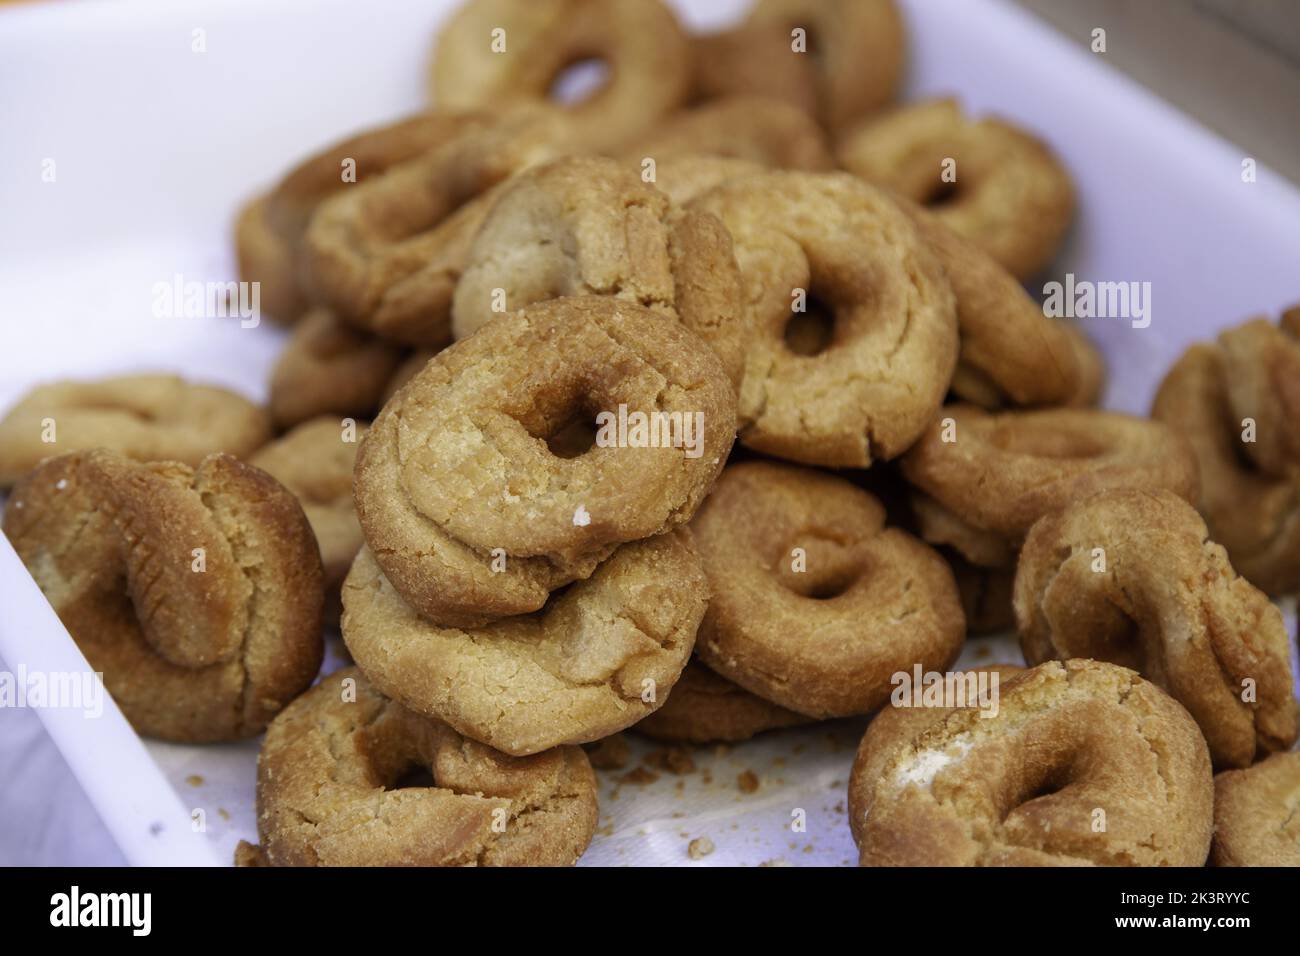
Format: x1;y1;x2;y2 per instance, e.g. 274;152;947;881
689;170;957;467
1217;310;1300;476
951;557;1016;635
689;24;818;117
341;530;705;756
429;0;690;152
3;450;323;742
690;461;965;718
234;196;309;325
621;96;834;173
848;660;1214;866
268;309;405;430
1211;751;1300;866
1152;339;1300;595
252;667;598;866
899;405;1200;543
839;98;1075;280
904;203;1094;408
301;108;570;346
354;296;736;627
633;659;813;744
1059;320;1106;407
1014;488;1297;768
910;490;1014;570
746;0;905;133
249;417;366;594
450;156;749;388
380;348;437;405
0;375;271;489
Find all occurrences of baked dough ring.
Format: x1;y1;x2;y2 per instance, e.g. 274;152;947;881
301;108;569;346
430;0;690;152
341;530;705;756
355;296;735;627
691;461;965;718
1152;342;1300;595
900;405;1200;542
633;659;813;744
253;667;598;866
451;156;749;388
1216;307;1300;476
234;196;309;325
839;98;1075;280
849;660;1214;866
689;23;818;117
1015;488;1297;768
249;417;366;593
689;170;957;467
268;309;405;430
0;375;270;489
747;0;905;133
3;450;323;742
1211;751;1300;867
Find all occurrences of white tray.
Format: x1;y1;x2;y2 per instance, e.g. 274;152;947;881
2;0;1298;867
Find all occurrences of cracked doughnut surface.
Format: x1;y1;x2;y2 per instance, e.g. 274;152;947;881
690;170;957;467
849;659;1214;866
3;450;323;741
451;156;749;388
341;530;705;756
0;375;271;489
839;98;1075;280
634;658;812;744
690;461;965;718
1015;489;1297;768
250;667;598;866
900;405;1200;543
355;296;735;626
430;0;690;152
1211;751;1300;866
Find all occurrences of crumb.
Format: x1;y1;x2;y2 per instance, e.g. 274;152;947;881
701;770;713;786
737;770;759;794
833;801;845;814
217;808;230;821
714;744;731;759
771;756;785;768
585;734;631;770
671;811;685;819
644;746;696;775
802;844;814;854
758;857;790;867
974;644;992;660
619;767;659;786
185;774;204;787
829;779;843;790
687;836;715;860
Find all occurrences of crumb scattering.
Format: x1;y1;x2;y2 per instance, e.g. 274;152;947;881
737;770;760;794
688;836;715;860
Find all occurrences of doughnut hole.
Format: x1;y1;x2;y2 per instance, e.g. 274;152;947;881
548;57;610;105
783;293;836;356
774;530;865;599
517;392;601;460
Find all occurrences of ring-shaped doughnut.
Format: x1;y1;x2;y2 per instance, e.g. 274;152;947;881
450;156;749;388
899;405;1199;542
689;170;957;467
355;296;736;626
633;659;813;744
252;667;598;866
688;24;818;117
690;461;965;718
3;450;323;741
848;660;1214;866
1152;343;1300;595
341;530;705;755
0;375;270;489
430;0;690;152
839;98;1075;280
1014;488;1297;768
1216;308;1300;477
234;196;310;325
1211;751;1300;866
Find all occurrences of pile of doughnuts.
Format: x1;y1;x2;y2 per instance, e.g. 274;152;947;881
2;0;1297;868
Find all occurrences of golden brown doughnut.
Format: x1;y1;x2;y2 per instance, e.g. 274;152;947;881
0;375;270;489
690;461;965;718
689;170;957;467
355;296;735;627
3;450;323;742
1152;338;1300;596
234;195;309;325
267;309;405;430
688;23;818;117
1211;751;1300;867
341;530;705;756
1015;488;1297;768
249;417;366;593
747;0;905;133
301;108;570;346
450;156;749;388
429;0;690;152
849;660;1215;866
839;98;1075;280
899;405;1199;542
253;667;598;866
633;658;813;744
1215;308;1300;476
621;96;834;173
